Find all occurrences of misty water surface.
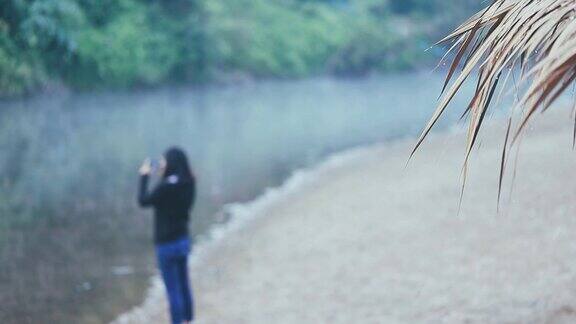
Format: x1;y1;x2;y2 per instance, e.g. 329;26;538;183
0;72;488;323
0;72;480;235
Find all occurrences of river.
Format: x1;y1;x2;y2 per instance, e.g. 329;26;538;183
0;72;476;323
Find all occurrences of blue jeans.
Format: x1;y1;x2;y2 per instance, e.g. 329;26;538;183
156;236;194;324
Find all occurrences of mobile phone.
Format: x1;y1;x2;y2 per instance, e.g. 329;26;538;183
149;159;159;173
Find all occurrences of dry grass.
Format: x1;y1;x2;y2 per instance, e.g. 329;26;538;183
413;0;576;197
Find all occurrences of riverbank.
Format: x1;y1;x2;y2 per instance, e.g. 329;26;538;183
1;73;476;323
113;108;576;323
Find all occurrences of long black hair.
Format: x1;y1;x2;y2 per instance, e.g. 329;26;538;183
163;147;194;183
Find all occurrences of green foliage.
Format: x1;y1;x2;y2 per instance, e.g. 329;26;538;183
202;0;349;77
0;26;44;97
328;4;397;75
70;3;179;88
389;0;441;14
0;0;85;96
77;0;130;26
20;0;85;52
390;0;482;16
0;0;482;96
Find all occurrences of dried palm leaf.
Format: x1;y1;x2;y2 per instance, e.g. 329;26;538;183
415;0;576;153
412;0;576;201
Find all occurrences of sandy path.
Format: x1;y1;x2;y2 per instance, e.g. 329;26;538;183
114;109;576;324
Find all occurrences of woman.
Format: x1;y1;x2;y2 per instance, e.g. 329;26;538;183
138;147;196;324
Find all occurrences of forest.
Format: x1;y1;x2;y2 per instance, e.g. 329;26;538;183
0;0;481;97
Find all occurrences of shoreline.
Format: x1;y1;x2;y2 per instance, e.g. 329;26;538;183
112;141;394;324
2;71;475;324
111;119;481;324
113;108;576;323
112;114;471;324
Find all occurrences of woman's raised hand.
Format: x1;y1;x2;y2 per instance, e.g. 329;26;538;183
139;158;152;176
